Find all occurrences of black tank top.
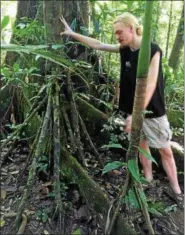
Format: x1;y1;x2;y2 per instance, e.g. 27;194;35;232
119;42;166;118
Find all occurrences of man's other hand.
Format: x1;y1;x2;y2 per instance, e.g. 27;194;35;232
124;115;132;133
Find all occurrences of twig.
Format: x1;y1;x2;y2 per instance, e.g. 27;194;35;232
134;182;155;235
79;114;104;168
62;105;77;152
3;212;27;235
53;82;64;233
105;170;130;235
66;72;84;163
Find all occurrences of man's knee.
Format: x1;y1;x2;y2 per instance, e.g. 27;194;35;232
139;139;148;149
159;147;173;159
139;140;151;165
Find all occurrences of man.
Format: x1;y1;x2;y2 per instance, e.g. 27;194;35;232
60;12;183;206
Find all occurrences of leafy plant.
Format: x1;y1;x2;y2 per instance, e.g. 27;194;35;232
102;161;127;175
124;188;140;209
37;155;48;174
35;209;50;223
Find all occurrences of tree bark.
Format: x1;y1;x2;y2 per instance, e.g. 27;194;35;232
61;149;137;235
169;5;184;72
165;1;173;58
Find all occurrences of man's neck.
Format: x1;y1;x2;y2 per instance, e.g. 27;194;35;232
129;37;142;51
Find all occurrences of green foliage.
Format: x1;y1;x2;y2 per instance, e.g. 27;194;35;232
128;159;140;183
72;228;82;235
124;188;140;209
101;143;126;150
1;16;10;31
102;161;127;175
13;17;45;45
163;58;184;111
37;155;48;174
136;146;158;166
35;208;50;223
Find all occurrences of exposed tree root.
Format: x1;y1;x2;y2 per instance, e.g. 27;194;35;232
79;114;104;168
13;94;51;232
61;149;137;235
0;96;47;158
53;82;64;233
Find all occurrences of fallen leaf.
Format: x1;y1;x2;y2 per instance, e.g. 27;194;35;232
1;189;7;200
10;170;19;175
0;218;5;227
43;229;50;234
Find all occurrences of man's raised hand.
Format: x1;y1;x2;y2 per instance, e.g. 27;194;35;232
60;15;73;36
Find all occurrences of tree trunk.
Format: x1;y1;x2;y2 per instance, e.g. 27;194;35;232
125;2;155;234
61;149;137;235
153;1;160;43
169;5;184;72
4;0;39;126
165;1;173;58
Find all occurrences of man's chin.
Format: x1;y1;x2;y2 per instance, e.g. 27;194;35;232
120;42;127;47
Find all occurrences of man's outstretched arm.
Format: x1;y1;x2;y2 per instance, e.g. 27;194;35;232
60;16;120;53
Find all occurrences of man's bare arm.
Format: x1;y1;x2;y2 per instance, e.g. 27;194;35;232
144;51;160;109
60;16;120;53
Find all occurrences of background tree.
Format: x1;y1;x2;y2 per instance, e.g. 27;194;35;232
169;4;184;73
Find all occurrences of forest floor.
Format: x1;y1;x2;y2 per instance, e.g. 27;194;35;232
0;134;184;235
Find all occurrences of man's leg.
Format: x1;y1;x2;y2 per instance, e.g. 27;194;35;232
159;147;181;194
139;140;153;182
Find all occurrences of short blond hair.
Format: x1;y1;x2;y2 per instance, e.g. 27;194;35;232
113;12;143;36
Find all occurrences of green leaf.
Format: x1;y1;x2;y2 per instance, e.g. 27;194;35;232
125;188;140;209
128;159;140;182
137;146;158;166
164;204;177;213
1;16;10;31
72;228;82;235
102;161;127;175
148;207;163;216
1;44;89;88
35;210;42;217
42;213;48;223
51;44;63;50
101;143;126;150
2;67;11;77
13;63;19;72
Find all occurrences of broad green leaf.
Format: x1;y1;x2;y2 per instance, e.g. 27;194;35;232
1;44;89;88
125;188;140;209
1;16;10;31
2;67;11;77
102;161;127;175
35;210;42;217
0;219;5;227
70;19;77;31
128;159;140;182
13;63;19;72
137;146;158;166
51;44;63;50
148;207;162;216
42;213;48;223
101;143;126;150
72;228;82;235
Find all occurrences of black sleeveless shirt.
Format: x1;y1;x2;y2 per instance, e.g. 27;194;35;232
119;42;166;118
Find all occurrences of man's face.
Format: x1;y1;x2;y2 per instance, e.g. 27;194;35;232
114;22;133;46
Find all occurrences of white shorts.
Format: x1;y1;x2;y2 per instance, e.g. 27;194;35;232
142;115;172;149
128;115;172;149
